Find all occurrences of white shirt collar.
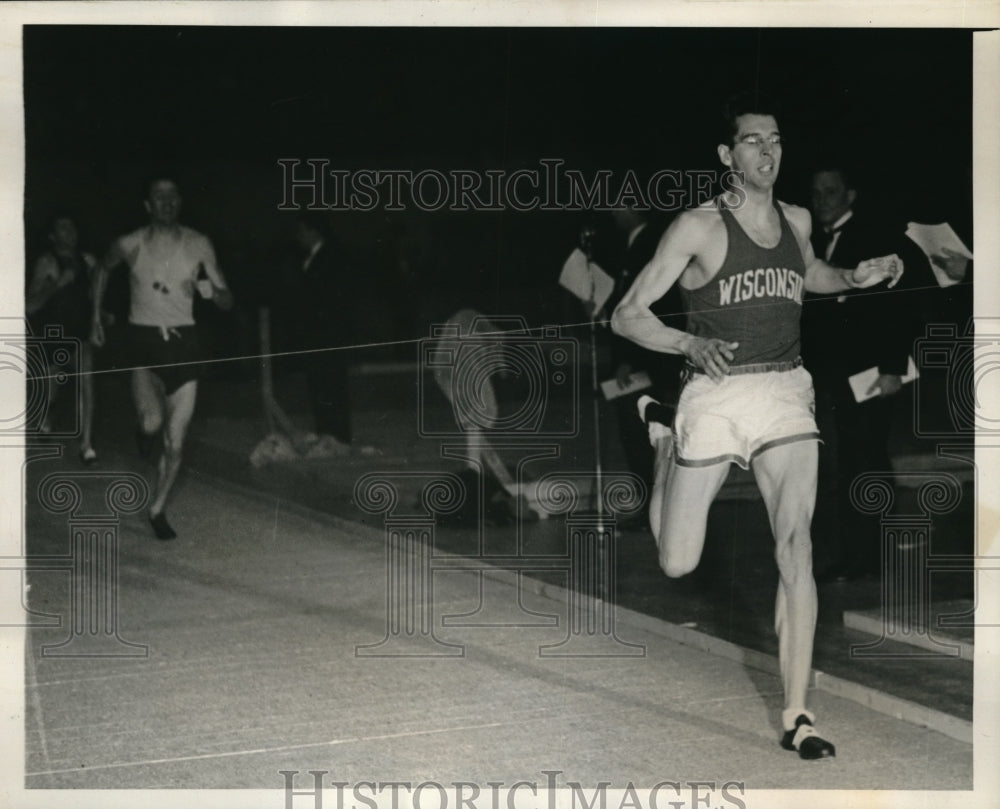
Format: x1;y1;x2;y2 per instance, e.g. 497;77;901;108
303;238;324;269
627;222;647;249
827;209;853;233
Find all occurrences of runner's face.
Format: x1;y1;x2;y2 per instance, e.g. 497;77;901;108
810;171;855;228
722;114;782;190
49;218;78;251
145;181;182;225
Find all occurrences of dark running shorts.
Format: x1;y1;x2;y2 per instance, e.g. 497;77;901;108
127;324;203;396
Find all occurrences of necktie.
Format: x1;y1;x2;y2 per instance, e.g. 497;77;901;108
815;225;841;262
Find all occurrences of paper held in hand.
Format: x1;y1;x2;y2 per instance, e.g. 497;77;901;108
559;248;615;316
600;371;653;400
904;222;973;288
848;355;919;404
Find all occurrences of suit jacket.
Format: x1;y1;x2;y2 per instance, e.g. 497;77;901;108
801;211;933;382
284;238;356;355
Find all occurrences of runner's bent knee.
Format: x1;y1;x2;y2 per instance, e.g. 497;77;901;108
161;442;183;464
660;552;699;579
657;519;708;578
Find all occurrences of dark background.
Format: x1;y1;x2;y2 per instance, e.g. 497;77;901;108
23;26;974;361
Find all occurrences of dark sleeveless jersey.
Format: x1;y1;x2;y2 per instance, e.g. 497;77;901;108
31;251;92;340
679;200;806;365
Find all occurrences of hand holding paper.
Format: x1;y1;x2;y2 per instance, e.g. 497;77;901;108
865;373;902;399
905;222;973;288
930;247;970;283
559;248;615;318
849;356;919;403
600;371;652;400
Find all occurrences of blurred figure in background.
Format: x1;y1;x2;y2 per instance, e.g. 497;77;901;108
803;164;935;582
26;213;101;463
427;308;541;525
290;212;357;449
607;207;683;501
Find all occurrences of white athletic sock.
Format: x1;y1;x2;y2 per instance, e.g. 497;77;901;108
637;395;656;422
637;395;673;446
648;423;672;446
782;707;815;732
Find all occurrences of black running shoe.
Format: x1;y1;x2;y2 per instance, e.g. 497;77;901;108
637;395;674;448
136;427;158;460
637;394;675;427
149;511;177;540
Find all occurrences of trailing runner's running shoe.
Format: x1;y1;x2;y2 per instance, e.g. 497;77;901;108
637;394;674;446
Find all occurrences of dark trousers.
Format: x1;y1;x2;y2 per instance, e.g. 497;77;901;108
813;373;895;575
305;354;351;445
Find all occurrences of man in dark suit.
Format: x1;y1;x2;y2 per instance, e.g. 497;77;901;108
292;212;355;446
803;166;931;581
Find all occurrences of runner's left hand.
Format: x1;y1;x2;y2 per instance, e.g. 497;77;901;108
851;254;903;289
213;288;235;311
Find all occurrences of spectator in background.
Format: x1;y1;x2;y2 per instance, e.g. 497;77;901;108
931;248;970;284
395;216;436;336
606;207;684;502
803;164;935;582
26;213;101;462
289;212;356;449
428;308;540;524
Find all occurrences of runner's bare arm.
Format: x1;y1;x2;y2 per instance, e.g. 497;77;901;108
199;239;234;311
611;211;738;381
25;254;60;315
90;238;127;346
612;212;705;353
785;205;904;293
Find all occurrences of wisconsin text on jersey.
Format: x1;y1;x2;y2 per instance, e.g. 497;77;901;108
717;266;804;306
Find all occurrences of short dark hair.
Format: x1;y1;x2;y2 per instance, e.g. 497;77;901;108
720;90;782;146
811;163;857;193
45;211;77;235
143;171;182;199
296;210;330;237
